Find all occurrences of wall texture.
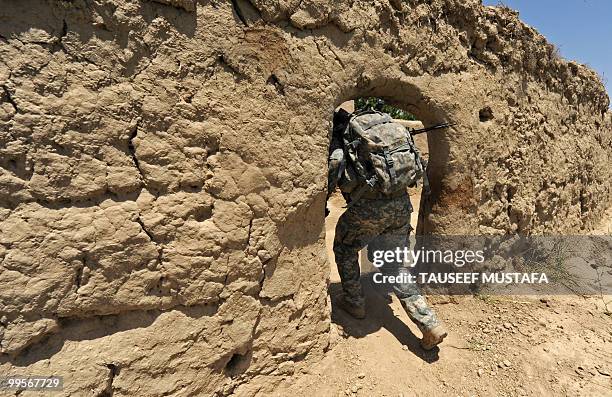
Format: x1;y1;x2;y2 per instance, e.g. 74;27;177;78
0;0;610;395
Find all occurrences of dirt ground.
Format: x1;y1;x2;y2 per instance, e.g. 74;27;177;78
271;192;612;397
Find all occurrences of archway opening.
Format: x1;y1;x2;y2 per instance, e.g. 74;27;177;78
325;97;430;246
324;92;452;341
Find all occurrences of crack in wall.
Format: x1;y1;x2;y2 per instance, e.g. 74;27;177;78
13;184;208;210
75;259;85;290
1;85;20;113
53;19;98;68
258;255;277;295
327;45;346;69
313;38;326;62
245;218;254;249
219;272;229;302
135;216;155;245
0;303;221;363
127;119;146;185
134;213;167;297
135;215;164;270
216;53;249;81
215;256;231;303
313;37;345;70
242;218;268;295
100;363;118;397
230;0;248;26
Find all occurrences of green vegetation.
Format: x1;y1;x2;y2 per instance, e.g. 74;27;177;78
354;97;417;120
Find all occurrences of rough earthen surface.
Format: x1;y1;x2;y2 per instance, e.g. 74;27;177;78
0;0;610;395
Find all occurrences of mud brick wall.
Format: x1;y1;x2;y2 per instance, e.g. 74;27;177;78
1;0;610;395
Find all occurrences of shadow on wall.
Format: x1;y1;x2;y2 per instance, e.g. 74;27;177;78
0;304;219;367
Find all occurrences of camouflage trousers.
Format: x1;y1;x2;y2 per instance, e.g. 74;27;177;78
333;194;440;332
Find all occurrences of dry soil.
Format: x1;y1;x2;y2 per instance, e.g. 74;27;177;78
270;194;612;397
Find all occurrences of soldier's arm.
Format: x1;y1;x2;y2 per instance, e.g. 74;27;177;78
327;147;344;197
392;119;424;130
326;109;351;215
327;115;346;194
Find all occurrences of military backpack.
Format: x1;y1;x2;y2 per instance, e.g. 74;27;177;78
337;110;425;203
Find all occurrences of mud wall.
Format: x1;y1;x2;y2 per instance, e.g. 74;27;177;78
1;0;610;395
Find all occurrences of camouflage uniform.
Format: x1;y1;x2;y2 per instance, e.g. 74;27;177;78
328;110;440;332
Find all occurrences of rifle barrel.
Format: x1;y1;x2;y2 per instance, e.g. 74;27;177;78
410;123;455;136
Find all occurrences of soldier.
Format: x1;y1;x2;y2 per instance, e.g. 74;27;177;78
327;105;447;350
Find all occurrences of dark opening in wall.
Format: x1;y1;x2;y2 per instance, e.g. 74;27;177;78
354;97;417;121
324;96;436;297
326;97;429;239
324;75;454;316
224;350;252;377
479;106;494;122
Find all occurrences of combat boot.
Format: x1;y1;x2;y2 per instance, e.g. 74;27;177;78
420;325;447;350
336;296;366;319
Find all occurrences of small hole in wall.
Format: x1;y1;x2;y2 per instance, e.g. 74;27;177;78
224;350;252;377
479;106;494;122
266;74;285;95
193;205;213;222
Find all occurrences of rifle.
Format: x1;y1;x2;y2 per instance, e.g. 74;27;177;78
409;122;455;136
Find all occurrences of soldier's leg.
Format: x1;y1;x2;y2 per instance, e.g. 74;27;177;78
370;201;442;333
333;201;385;308
376;238;441;331
370;224;447;348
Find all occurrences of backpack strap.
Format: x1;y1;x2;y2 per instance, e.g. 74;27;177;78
341;119;376;207
337;154;346;181
344;175;378;209
382;148;397;183
342;122;369;183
